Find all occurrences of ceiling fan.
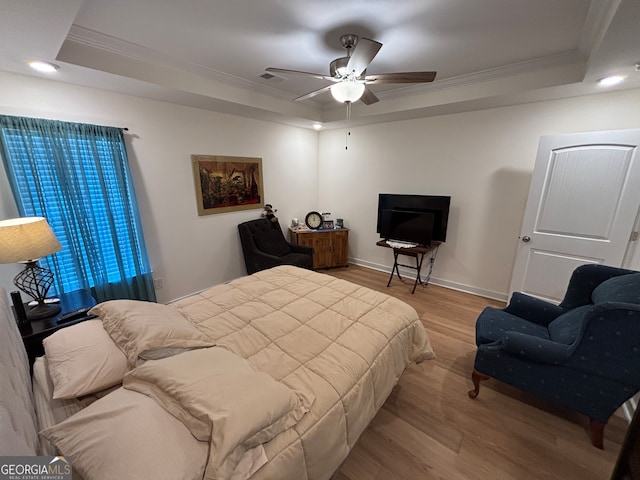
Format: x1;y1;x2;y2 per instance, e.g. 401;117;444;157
265;33;437;105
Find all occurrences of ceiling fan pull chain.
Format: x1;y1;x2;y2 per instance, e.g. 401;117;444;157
345;101;351;150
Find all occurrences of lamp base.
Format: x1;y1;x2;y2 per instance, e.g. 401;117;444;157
13;261;60;320
27;302;61;320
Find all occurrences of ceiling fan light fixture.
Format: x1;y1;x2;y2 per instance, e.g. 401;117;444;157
331;82;365;103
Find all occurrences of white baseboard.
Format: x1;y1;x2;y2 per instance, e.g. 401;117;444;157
348;257;508;303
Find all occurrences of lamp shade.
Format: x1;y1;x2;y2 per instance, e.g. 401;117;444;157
0;217;62;263
331;82;365;103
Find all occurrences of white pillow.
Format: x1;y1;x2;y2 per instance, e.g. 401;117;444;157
90;300;214;367
40;388;209;480
123;347;311;478
43;320;128;399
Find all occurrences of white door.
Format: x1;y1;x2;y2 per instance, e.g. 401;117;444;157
509;129;640;303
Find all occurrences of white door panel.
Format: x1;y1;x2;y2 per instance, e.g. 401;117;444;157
518;249;600;303
510;129;640;304
537;146;632;239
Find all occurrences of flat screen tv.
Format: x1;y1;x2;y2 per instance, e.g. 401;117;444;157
377;194;451;244
379;210;435;246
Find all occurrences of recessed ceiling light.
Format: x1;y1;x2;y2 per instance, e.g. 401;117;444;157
28;61;60;73
598;75;625;87
313;123;322;130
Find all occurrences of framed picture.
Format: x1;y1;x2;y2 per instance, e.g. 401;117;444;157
323;220;334;229
191;155;264;215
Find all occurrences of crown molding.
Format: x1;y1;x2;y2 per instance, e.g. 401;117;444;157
65;25;589;110
64;25;294;101
358;50;586;103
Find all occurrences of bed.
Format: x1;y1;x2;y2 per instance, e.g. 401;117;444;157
0;265;434;479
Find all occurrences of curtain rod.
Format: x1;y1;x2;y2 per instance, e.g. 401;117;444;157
0;114;130;132
100;123;128;131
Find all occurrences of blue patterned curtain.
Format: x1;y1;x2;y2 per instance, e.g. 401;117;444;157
0;115;156;302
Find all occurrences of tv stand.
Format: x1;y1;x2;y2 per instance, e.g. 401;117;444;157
376;240;440;294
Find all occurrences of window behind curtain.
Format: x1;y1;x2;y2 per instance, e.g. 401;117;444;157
0;116;156;302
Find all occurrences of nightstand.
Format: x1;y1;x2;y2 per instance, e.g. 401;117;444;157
289;227;349;269
16;289;97;366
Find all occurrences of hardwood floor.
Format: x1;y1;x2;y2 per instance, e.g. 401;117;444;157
327;265;626;480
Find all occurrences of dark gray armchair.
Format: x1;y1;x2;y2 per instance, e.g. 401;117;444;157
238;218;313;275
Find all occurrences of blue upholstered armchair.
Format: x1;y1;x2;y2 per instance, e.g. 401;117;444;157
469;264;640;449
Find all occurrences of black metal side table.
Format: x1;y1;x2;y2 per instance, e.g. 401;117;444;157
376;240;440;294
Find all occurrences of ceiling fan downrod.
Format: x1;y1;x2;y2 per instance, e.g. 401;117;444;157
331;34;358;79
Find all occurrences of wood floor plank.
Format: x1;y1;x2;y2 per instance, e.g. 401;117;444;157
327;265;626;480
368;408;469;480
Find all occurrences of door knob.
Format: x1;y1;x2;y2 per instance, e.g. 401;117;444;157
521;235;531;243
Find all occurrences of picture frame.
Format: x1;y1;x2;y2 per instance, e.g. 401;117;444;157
191;155;264;215
323;220;334;229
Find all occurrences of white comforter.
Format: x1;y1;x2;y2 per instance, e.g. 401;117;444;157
169;265;435;479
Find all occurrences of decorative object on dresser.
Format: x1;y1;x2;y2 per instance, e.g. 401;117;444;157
18;289;97;366
0;217;63;319
290;226;349;269
238;218;313;274
191;155;264;215
304;211;323;229
261;203;278;223
469;264;640;449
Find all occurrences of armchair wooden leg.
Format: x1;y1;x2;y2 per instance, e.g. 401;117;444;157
589;418;605;449
468;369;490;399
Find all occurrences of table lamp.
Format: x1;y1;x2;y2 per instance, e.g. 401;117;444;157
0;217;63;319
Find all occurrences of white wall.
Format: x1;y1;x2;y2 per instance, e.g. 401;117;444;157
318;88;640;300
2;70;639;305
0;71;319;303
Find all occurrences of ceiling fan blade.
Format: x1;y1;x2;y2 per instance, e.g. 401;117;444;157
346;38;382;78
293;84;333;101
360;87;379;105
265;67;336;82
364;71;437;84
